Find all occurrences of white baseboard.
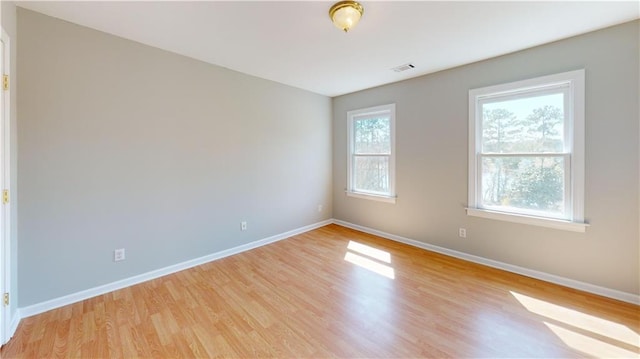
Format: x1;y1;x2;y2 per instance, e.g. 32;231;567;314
333;219;640;305
18;219;333;319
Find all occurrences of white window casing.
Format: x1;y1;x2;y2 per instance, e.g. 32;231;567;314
347;104;396;204
467;70;588;232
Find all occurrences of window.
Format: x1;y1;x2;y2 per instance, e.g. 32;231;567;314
468;70;587;232
347;104;396;203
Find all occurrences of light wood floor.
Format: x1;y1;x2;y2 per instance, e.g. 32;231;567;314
2;224;639;358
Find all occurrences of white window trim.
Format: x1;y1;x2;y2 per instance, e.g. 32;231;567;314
346;104;396;204
467;70;587;232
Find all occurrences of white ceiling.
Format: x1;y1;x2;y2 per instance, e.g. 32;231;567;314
15;1;640;97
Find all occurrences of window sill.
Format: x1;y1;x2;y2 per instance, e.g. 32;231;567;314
346;190;397;204
466;208;589;233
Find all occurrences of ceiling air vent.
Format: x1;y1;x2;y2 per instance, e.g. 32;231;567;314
392;63;415;72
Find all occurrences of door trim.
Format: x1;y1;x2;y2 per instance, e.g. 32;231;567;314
0;26;12;346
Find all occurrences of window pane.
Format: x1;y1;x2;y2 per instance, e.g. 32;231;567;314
482;93;565;153
354;156;389;194
354;117;390;154
481;156;565;216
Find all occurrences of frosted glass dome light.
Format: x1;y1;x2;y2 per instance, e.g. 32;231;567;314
329;1;364;33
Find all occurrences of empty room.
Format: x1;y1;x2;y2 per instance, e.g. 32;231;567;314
0;1;639;357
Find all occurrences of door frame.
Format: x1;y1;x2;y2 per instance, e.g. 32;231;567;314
0;26;12;346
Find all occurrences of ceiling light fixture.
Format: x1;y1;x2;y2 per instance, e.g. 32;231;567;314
329;1;364;33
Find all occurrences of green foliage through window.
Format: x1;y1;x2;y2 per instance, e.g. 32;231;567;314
480;92;566;215
353;117;391;194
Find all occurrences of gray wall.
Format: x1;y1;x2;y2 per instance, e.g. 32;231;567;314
17;9;332;306
1;0;19;320
333;20;639;295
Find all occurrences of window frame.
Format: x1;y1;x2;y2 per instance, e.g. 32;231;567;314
346;104;397;204
467;70;588;232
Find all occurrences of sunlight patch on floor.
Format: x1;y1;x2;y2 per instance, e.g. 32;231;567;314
348;240;391;263
544;322;639;358
511;291;639;347
511;291;639;357
344;241;395;279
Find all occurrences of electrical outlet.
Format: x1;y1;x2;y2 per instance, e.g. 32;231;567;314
318;204;323;212
241;221;247;231
459;228;467;238
114;248;125;262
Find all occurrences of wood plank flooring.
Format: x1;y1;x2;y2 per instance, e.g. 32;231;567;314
2;224;639;358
